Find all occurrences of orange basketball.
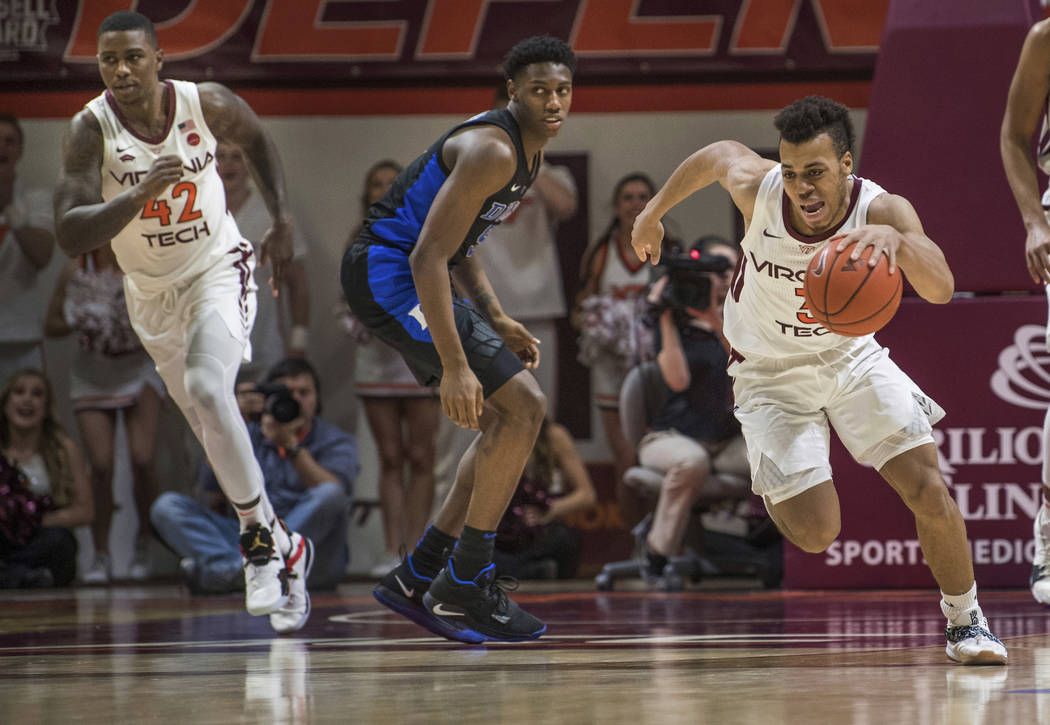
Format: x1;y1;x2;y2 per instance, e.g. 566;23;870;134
803;241;902;337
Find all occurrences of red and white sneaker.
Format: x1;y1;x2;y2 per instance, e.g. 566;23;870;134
269;529;314;634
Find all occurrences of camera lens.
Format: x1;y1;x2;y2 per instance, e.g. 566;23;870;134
264;390;300;424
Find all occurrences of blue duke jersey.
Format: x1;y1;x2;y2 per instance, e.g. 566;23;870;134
723;166;887;357
86;80;243;295
360;108;539;264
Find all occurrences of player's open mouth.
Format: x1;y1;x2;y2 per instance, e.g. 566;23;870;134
801;200;824;216
544;117;562;129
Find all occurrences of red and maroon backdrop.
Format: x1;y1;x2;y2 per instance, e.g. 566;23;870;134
4;0;888;115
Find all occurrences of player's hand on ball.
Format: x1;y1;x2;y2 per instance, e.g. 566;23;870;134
833;224;900;274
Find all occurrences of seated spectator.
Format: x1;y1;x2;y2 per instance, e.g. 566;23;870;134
494;419;596;580
0;368;92;587
150;358;359;598
636;237;750;584
44;245;164;583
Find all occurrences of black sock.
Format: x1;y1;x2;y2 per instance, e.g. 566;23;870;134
646;551;668;579
450;525;496;582
411;525;457;579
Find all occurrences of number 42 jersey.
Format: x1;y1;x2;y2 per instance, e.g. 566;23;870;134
86;79;243;295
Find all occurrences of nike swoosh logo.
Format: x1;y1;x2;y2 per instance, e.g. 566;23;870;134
491;613;511;624
762;228;780;238
511;183;524;192
116;145;132;152
394;574;414;599
431;603;465;617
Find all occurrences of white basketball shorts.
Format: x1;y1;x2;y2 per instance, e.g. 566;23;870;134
123;241;258;371
729;336;944;505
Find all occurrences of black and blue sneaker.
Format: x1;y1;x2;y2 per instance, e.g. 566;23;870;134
373;554;463;640
421;561;546;644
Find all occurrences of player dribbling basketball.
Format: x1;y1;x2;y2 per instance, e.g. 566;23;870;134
631;95;1007;665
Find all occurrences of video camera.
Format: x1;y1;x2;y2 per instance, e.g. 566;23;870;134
659;247;731;312
252;382;301;424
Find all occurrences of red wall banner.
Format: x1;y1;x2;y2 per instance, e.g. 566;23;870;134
4;0;888;89
784;296;1047;588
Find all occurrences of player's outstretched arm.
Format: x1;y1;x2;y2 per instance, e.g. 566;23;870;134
840;193;954;305
199;82;294;282
631;140;772;264
54;111;179;256
1001;19;1050;284
411;127;518;428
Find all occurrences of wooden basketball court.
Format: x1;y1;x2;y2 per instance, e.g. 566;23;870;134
2;582;1047;724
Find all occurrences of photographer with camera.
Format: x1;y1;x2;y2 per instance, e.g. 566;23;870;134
150;358;358;630
634;236;751;586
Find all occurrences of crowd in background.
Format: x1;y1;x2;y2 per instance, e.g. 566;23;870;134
0;107;757;591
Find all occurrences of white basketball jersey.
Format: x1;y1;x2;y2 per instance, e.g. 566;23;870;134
723;166;886;357
597;237;649;301
86;80;242;294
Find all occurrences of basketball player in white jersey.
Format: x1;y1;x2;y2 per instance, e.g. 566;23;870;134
632;96;1007;665
1001;17;1050;609
53;11;313;633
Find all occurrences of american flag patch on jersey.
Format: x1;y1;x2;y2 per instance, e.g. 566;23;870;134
177;119;196;133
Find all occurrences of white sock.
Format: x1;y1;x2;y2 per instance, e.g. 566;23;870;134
940;582;980;626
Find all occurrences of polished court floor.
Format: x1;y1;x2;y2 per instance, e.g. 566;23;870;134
1;582;1048;724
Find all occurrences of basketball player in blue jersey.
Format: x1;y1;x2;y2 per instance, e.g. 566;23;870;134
1001;18;1050;609
632;96;1007;665
53;11;313;634
342;35;575;643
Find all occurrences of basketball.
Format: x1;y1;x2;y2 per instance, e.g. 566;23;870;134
803;241;903;337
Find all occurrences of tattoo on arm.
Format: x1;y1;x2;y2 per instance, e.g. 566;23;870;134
473;291;498;321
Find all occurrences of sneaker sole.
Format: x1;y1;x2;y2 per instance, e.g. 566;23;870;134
270;537;315;634
373;584;471;642
421;592;547;644
945;644;1008;666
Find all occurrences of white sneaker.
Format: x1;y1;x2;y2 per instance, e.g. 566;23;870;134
944;609;1008;665
127;548;151;581
240;522;289;615
1031;504;1050;606
269;530;314;634
81;554;111;585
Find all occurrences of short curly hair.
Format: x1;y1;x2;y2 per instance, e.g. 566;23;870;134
773;95;855;158
503;35;576;81
98;10;158;48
